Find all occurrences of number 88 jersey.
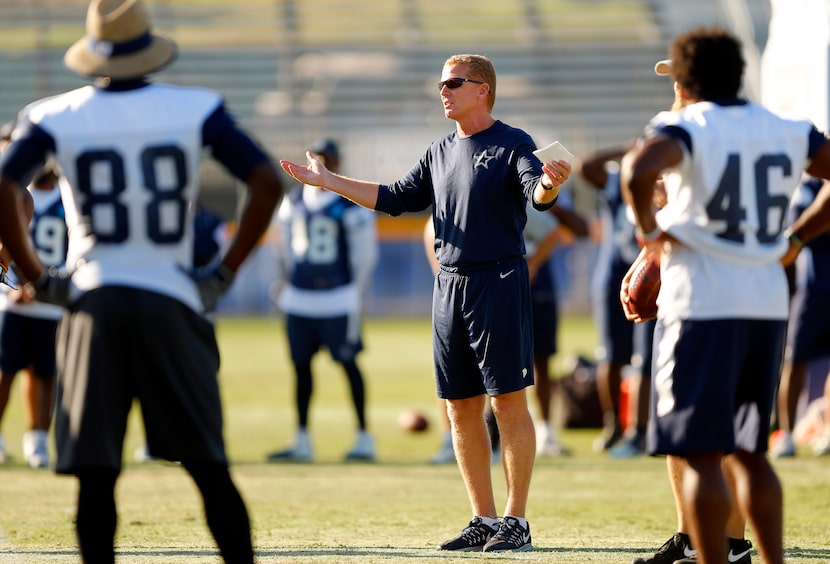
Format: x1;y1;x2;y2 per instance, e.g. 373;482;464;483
21;83;226;312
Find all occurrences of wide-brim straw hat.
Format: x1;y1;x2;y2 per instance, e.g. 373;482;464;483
64;0;177;79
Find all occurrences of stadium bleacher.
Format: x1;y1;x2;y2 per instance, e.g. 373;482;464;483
0;0;772;315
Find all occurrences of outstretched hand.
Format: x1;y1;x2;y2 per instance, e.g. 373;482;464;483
279;151;330;187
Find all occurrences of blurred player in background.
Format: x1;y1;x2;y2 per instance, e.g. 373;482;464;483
528;197;589;458
0;164;65;469
0;122;65;468
771;174;830;458
280;53;570;553
268;138;378;463
579;144;655;457
622;26;830;564
0;1;284;562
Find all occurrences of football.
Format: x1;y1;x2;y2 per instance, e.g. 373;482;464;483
627;254;661;319
397;410;429;432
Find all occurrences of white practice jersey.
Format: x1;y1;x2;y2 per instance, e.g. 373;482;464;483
276;185;378;317
23;84;224;312
649;100;820;320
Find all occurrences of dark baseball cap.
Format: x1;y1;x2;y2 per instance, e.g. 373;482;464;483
309;138;339;161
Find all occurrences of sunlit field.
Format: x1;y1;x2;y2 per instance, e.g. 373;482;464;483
0;315;828;563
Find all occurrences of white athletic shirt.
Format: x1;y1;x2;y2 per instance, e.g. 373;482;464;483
23;84;223;312
648;100;816;321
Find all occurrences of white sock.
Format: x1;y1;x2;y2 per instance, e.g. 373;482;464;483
476;516;500;530
504;515;528;528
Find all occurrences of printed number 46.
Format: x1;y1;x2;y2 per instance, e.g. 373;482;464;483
705;153;792;244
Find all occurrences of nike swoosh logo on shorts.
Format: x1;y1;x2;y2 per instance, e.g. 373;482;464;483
499;269;515;279
728;548;751;562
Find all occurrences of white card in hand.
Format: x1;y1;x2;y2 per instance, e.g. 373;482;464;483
533;141;574;165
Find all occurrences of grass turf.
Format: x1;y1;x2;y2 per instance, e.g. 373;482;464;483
0;315;828;563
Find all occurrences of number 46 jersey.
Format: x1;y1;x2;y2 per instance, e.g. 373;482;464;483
17;83;236;312
647;100;827;321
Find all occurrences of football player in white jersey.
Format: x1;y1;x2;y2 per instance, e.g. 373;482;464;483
268;138;379;463
0;1;283;562
0;164;64;469
621;26;830;564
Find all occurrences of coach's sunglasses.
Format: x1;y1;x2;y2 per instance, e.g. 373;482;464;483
438;77;485;90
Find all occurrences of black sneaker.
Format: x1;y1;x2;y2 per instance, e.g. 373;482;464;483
482;516;533;553
727;538;753;564
437;517;498;552
632;533;696;564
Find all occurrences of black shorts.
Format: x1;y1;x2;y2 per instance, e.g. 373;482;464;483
0;310;59;378
54;286;226;474
433;258;534;399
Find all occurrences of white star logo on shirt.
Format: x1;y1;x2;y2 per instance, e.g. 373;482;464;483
474;150;496;169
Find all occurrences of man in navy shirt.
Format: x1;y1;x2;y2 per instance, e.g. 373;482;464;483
281;53;570;553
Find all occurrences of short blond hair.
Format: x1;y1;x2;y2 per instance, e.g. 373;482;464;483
444;54;496;111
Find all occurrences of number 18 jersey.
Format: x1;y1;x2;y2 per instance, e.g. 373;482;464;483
20;83;228;312
648;99;827;320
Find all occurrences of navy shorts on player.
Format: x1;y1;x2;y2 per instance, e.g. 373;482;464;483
531;262;558;358
648;317;785;455
786;288;830;363
433;257;534;399
286;313;363;365
53;287;226;474
0;311;59;378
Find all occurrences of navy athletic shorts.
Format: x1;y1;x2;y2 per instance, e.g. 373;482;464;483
285;312;363;365
785;287;830;363
0;310;58;378
648;317;785;455
531;262;558;358
433;257;534;399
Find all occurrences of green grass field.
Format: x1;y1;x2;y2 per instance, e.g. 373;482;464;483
0;315;828;563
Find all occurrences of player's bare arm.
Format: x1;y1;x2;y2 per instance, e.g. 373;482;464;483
0;177;43;284
221;161;284;273
783;138;830;266
280;152;380;210
621;135;682;239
